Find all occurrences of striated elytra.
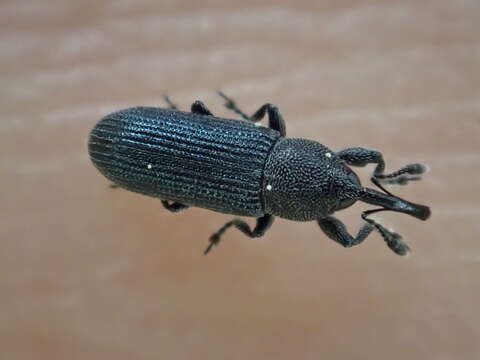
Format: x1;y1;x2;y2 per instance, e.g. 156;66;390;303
88;92;430;256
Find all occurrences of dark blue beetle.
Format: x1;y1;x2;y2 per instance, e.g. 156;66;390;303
88;92;430;256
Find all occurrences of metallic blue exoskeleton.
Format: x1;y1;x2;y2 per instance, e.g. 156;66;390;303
88;93;430;256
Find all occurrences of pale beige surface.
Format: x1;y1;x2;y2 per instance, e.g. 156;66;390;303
1;1;479;359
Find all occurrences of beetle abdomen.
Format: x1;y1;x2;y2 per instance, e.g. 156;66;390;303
88;107;280;216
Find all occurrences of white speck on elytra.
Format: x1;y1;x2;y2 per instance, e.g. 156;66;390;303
147;164;152;169
266;184;272;191
325;152;332;158
254;122;262;127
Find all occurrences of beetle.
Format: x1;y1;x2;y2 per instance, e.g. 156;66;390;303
88;92;430;256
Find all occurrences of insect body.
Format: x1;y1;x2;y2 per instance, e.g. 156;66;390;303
88;93;430;256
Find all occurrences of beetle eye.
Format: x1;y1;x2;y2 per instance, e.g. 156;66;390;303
348;171;360;185
338;197;355;210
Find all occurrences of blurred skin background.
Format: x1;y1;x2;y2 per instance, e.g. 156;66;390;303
1;1;479;359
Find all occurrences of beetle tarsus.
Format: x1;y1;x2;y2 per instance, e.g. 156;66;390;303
205;214;274;254
361;209;411;256
204;234;220;255
217;91;250;120
380;175;422;185
375;163;427;186
163;95;179;110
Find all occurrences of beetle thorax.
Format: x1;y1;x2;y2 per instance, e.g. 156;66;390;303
263;138;361;221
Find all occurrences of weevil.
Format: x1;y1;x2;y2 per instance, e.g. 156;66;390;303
88;92;430;256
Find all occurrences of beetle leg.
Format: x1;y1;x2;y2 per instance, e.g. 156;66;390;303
318;210;410;256
161;200;189;213
217;91;287;136
204;214;274;254
250;103;287;137
217;91;250;120
191;100;213;116
317;215;374;248
163;95;180;110
336;147;427;186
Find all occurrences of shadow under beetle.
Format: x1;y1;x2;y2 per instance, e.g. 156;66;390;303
88;92;431;256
